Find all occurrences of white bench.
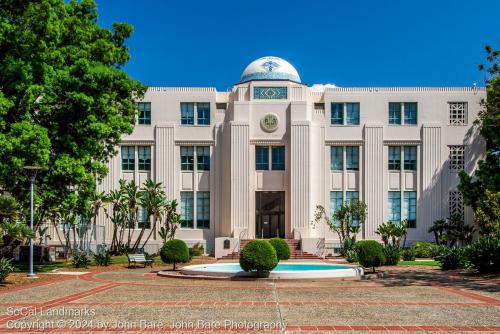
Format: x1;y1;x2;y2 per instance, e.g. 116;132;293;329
127;253;153;268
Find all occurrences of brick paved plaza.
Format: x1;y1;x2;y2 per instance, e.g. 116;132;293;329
0;266;499;333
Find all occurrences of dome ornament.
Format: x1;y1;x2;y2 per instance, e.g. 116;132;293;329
262;60;280;72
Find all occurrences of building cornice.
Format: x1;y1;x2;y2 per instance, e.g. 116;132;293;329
148;87;216;92
120;140;155;146
174;140;215;146
325;140;364;146
325;87;485;93
383;139;422;146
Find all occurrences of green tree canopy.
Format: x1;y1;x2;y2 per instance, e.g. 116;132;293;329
0;0;146;222
458;45;500;236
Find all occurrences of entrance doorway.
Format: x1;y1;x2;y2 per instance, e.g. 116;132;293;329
256;192;285;239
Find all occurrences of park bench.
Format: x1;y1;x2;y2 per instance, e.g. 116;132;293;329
127;253;153;268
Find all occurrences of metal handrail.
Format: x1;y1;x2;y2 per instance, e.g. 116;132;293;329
293;229;303;256
234;228;248;255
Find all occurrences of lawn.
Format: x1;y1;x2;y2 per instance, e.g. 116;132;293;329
398;260;441;266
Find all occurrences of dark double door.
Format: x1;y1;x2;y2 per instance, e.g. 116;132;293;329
256;192;285;239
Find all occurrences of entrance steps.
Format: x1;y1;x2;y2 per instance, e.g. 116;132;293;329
218;239;321;260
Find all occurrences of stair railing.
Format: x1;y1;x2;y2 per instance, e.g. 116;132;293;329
234;228;248;256
293;228;303;256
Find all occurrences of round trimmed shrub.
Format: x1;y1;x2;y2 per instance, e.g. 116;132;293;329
160;239;190;270
355;240;385;272
466;236;500;274
383;245;401;265
268;238;291;261
239;240;278;275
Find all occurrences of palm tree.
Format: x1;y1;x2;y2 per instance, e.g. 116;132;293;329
123;180;140;250
132;180;166;252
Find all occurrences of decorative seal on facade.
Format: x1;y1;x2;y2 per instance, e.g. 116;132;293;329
260;113;279;132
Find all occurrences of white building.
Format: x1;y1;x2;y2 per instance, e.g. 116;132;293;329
95;56;485;257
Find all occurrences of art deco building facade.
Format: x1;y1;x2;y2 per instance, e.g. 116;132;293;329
94;56;485;257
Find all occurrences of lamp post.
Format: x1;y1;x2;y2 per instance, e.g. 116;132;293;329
23;166;41;278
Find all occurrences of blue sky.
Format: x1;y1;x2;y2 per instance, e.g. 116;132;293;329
96;0;499;90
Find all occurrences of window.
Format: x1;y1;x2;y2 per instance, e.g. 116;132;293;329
137;206;150;229
403;191;416;228
121;146;135;171
346;103;360;125
449;145;464;171
346;191;360;225
138;146;151;171
331;103;344;125
404;102;417;125
388;191;401;223
331;102;360;125
449;102;467;125
330;192;343;216
271;146;285;170
180;147;194;171
181;103;194;125
346;147;359;171
196;192;210;229
137;102;151;125
255;146;269;170
449;191;464;221
197;103;210;125
330;146;343;171
196;146;210;171
388;102;402;124
404;146;417;171
180;192;194;228
388;146;401;170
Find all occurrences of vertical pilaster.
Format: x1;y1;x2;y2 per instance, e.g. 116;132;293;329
364;124;384;238
290;121;311;236
421;124;442;238
230;121;249;236
155;124;176;199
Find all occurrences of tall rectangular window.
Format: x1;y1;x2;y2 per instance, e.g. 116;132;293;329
197;103;210;125
331;103;344;125
346;147;359;171
180;146;194;171
121;146;135;171
196;192;210;229
137;206;150;229
271;146;285;170
330;146;343;170
181;103;194;125
388;191;401;223
255;146;269;170
404;146;417;171
180;192;194;228
404;102;418;125
330;191;343;217
388;102;402;124
138;146;151;171
137;102;151;125
403;191;417;228
196;146;210;171
346;103;360;125
449;145;464;171
346;191;360;225
388;146;401;171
